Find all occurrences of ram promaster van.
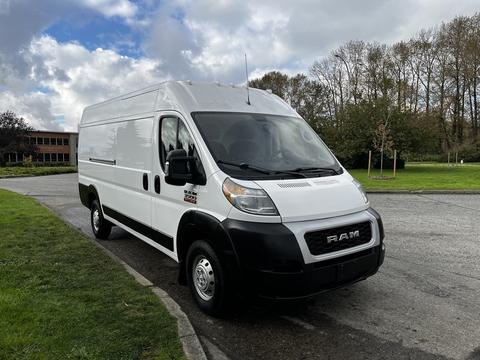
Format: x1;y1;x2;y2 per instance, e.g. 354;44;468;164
78;81;385;315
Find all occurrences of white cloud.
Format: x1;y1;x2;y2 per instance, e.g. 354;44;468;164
144;0;480;83
2;36;164;131
0;91;61;130
2;0;480;130
80;0;137;19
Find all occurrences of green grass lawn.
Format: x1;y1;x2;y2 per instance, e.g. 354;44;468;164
0;189;185;360
349;162;480;191
0;166;77;178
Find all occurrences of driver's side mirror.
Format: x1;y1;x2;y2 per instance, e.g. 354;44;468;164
165;149;194;186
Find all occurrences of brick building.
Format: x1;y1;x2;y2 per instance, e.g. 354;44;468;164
4;130;78;166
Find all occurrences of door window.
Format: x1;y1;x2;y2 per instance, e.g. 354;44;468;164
159;117;205;184
178;121;195;157
160;117;178;168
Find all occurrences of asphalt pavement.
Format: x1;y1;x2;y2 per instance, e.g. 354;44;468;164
1;173;479;360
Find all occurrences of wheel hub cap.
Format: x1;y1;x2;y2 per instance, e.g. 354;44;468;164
193;256;215;301
93;209;100;232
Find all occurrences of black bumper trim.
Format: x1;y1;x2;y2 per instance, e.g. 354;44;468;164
254;245;383;299
103;205;174;251
222;215;385;299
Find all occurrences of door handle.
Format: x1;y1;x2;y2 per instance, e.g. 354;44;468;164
154;175;161;194
143;173;148;191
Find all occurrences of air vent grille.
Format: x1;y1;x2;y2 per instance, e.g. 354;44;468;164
277;182;311;188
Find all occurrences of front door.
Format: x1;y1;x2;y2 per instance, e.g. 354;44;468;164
151;112;203;261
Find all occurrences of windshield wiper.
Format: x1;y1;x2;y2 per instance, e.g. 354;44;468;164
217;160;306;178
217;160;271;175
288;167;339;175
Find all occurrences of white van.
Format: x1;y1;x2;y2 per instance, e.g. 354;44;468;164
78;81;385;315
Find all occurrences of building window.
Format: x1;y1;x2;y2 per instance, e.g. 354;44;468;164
58;153;64;162
45;153;51;162
63;138;69;145
30;137;36;145
37;137;43;145
51;153;57;162
51;138;57;145
44;138;50;145
65;153;70;162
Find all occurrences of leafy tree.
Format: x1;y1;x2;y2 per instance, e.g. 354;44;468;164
249;71;289;99
0;111;36;166
249;14;480;166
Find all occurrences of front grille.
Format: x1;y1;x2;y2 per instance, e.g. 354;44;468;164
305;221;372;256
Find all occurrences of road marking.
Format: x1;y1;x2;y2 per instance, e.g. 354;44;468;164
281;316;316;330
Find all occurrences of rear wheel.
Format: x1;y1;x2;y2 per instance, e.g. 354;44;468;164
90;199;112;239
186;240;235;316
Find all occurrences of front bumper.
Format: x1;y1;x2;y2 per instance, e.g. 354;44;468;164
253;244;385;299
222;208;385;299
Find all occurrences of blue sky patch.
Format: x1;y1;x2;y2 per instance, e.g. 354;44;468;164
45;11;144;58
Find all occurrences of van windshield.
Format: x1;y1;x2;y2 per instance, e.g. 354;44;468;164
192;112;342;179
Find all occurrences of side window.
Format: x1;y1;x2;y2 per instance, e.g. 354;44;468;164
178;121;195;157
160;117;203;178
160;117;178;169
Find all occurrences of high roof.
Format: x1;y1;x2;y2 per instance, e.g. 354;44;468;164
81;81;299;125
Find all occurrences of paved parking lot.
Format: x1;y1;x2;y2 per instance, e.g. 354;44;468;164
1;173;479;360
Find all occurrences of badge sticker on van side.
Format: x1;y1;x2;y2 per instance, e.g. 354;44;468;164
184;190;197;204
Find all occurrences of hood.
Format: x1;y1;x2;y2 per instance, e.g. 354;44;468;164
255;172;368;222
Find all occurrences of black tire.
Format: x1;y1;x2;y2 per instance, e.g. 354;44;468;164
186;240;235;316
90;199;112;239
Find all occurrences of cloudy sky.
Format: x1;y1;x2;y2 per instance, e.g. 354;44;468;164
0;0;479;131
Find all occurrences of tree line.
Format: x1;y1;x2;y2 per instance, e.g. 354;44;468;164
0;111;36;166
250;14;480;167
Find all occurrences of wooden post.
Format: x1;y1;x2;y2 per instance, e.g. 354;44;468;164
367;150;372;178
393;150;397;178
455;152;458;166
447;152;450;166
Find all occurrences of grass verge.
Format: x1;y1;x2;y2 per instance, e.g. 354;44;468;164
0;189;185;360
0;166;77;178
349;162;480;191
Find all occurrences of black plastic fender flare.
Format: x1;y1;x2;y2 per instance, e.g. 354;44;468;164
176;210;241;285
79;183;100;208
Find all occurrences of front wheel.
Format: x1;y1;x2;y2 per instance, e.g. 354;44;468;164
90;199;112;239
186;240;235;316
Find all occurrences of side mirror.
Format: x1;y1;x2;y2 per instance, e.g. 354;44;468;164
165;149;194;186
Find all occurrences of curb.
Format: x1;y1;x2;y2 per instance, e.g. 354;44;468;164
366;190;480;194
0;171;77;179
37;200;208;360
97;248;208;360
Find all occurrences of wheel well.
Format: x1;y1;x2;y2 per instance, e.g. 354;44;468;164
86;185;100;208
176;211;239;286
176;223;209;285
178;224;208;261
79;183;100;209
87;192;97;208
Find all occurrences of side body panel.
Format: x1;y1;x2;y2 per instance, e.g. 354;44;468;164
151;111;203;259
79;115;154;228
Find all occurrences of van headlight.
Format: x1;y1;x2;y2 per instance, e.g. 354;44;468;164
353;179;368;204
222;178;278;216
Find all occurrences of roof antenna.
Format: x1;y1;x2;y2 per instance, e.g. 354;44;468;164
244;53;251;105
